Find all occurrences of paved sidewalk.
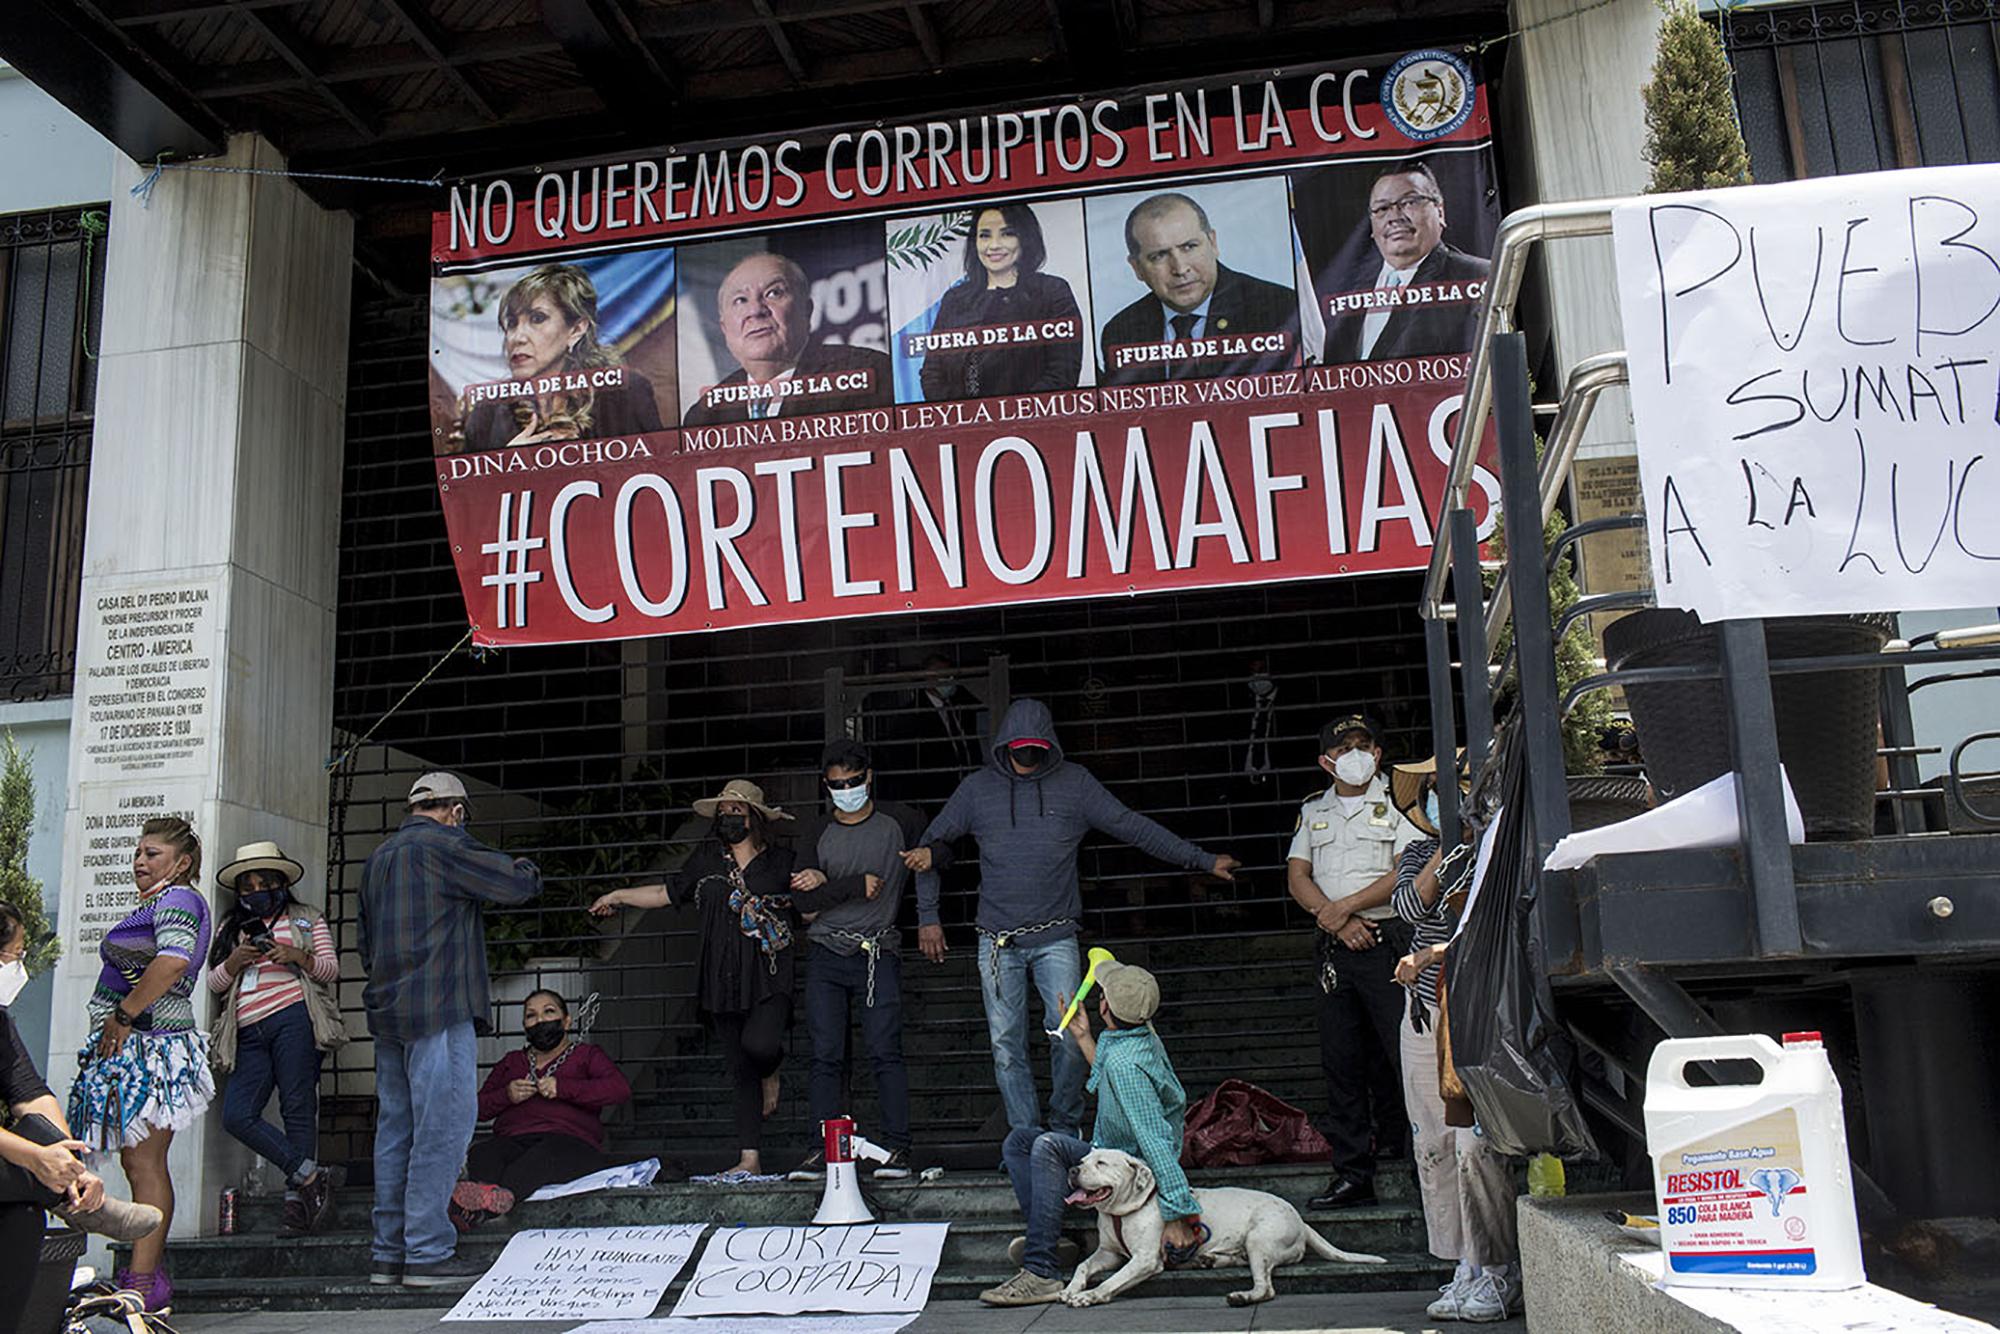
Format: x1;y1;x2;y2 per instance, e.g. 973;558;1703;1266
177;1291;1518;1333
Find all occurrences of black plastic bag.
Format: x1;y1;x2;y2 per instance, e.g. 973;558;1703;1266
1443;720;1599;1159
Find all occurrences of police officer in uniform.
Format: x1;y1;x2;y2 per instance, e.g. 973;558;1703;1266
1287;714;1422;1209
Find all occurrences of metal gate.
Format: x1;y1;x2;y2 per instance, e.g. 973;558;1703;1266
323;293;1438;1168
1720;0;2000;181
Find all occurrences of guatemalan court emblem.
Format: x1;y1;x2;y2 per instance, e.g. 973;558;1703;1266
1381;49;1475;142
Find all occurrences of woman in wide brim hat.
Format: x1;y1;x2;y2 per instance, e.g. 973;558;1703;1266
215;841;306;895
203;839;346;1239
590;779;812;1178
1390;750;1467;839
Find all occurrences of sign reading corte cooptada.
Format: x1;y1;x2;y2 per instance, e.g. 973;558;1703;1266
1613;165;1999;623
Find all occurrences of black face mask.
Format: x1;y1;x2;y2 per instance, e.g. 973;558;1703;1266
239;889;286;918
1011;746;1050;770
525;1020;566;1052
714;816;751;845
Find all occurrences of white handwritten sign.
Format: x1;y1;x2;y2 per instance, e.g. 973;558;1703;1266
442;1225;706;1322
566;1316;919;1334
1613;165;2000;622
668;1223;949;1318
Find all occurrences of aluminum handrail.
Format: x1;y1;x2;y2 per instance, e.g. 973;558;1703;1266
1422;198;1622;620
1481;351;1630;652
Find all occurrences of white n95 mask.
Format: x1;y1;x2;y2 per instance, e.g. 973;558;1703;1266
0;960;28;1008
1333;750;1378;786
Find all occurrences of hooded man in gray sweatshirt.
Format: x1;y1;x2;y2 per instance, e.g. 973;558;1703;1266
903;698;1237;1136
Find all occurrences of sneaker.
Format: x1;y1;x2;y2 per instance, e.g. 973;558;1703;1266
1427;1259;1477;1321
786;1152;826;1182
403;1254;490;1289
871;1150;912;1180
448;1199;490;1233
118;1267;172;1313
978;1268;1065;1306
299;1168;337;1234
1460;1270;1511;1323
277;1197;314;1237
1006;1236;1080;1268
1480;1263;1523;1317
52;1195;162;1243
370;1260;404;1286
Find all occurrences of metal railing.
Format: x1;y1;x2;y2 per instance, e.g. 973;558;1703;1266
1422;195;2000;990
1421;201;1618;622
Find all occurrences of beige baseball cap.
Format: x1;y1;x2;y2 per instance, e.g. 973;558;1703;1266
1096;962;1161;1024
407;771;469;806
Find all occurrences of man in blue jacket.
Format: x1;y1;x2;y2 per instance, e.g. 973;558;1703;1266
904;699;1236;1139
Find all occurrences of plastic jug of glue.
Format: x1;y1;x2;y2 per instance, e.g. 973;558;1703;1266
1644;1031;1864;1289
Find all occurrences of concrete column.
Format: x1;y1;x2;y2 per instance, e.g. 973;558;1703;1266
1505;0;1665;617
49;134;351;1247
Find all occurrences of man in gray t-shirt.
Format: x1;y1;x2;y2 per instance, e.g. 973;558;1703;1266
785;739;944;1181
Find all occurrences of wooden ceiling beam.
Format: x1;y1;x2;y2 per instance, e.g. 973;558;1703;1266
104;0;296;25
748;0;809;83
904;1;944;68
236;6;377;137
287;30;1053;163
375;0;500;121
187;26;564;99
636;0;947;39
542;0;679;133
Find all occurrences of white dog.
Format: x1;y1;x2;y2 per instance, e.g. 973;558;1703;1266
1059;1148;1385;1307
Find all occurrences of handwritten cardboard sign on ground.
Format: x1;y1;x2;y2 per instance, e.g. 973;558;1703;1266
669;1223;950;1317
443;1224;707;1321
1614;164;1999;622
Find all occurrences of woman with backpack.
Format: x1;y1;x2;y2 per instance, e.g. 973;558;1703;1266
205;841;347;1237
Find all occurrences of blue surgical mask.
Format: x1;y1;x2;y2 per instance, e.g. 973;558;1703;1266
830;782;870;814
1425;792;1440;827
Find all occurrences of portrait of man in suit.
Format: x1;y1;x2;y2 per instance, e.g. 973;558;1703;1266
681;251;893;426
1097;191;1300;385
1321;159;1491;365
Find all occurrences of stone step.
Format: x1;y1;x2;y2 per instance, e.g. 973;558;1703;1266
148;1253;1452;1314
225;1163;1436;1233
136;1208;1426;1283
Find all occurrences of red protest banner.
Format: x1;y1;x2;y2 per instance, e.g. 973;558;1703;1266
428;51;1504;644
438;364;1497;647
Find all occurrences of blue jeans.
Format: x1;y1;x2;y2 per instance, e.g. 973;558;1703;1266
371;1021;476;1266
805;944;911;1150
221;1003;321;1183
978;933;1084;1136
1001;1127;1090;1279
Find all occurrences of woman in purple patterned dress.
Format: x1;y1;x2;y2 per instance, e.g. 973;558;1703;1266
67;816;215;1311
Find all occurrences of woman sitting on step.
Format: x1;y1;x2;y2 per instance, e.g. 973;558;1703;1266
453;989;632;1229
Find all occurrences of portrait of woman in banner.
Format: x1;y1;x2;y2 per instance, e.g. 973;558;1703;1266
429;255;678;455
901;202;1088;402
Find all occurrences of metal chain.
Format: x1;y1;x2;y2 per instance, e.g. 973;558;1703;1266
820;928;899;1006
975;918;1077;990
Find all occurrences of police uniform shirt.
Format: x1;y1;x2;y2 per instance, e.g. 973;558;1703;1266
1287;774;1422;921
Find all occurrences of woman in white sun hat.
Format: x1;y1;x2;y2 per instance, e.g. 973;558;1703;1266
205;840;347;1238
593;779;859;1178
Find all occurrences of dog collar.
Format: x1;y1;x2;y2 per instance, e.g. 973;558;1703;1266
1107;1180;1160;1255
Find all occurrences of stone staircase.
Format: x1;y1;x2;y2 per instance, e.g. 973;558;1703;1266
127;1162;1459;1313
617;931;1327;1172
141;929;1600;1312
